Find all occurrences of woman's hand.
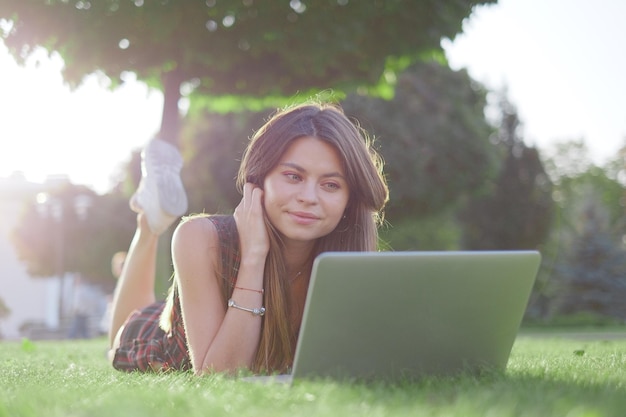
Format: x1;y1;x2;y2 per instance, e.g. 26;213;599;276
233;182;270;259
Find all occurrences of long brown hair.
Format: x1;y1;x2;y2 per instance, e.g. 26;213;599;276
236;101;388;372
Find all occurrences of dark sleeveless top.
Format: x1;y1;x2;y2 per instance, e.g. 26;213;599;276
112;215;240;372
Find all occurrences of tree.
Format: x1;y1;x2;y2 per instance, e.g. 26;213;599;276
548;185;626;319
342;60;498;220
543;139;594;180
545;139;625;236
458;95;553;250
0;0;495;145
11;182;136;290
539;140;626;321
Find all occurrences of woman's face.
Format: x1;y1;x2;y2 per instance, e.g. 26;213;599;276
263;136;349;245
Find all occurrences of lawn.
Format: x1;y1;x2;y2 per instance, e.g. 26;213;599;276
1;331;626;417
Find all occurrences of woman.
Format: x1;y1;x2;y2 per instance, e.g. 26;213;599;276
108;102;389;375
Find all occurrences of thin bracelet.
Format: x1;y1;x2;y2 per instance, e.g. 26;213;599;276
228;299;266;317
234;285;264;294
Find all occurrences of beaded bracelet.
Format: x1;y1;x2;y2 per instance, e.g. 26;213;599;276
228;299;266;317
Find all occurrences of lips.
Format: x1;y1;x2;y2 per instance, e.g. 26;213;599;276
289;211;320;225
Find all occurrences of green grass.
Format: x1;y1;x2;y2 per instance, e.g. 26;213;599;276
2;333;626;417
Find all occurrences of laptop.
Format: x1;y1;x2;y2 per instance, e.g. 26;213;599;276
247;250;541;384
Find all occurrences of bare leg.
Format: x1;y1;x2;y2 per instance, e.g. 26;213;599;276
108;213;158;348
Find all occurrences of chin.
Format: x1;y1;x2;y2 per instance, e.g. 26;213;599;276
278;228;328;243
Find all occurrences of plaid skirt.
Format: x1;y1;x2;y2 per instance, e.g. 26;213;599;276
111;301;191;372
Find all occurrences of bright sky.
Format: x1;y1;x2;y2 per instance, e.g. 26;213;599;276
443;0;626;166
1;0;625;194
0;47;163;194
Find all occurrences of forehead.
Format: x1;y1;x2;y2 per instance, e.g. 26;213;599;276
279;136;344;169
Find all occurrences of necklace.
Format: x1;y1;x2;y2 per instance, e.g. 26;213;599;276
290;263;311;283
288;257;311;283
290;271;303;283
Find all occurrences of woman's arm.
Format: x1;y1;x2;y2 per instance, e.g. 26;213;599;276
172;184;269;375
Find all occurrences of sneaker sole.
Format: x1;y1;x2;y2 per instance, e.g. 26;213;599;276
144;139;188;217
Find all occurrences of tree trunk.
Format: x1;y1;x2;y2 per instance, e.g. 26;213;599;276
159;68;183;147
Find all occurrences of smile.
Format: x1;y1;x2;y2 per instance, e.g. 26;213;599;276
289;211;320;225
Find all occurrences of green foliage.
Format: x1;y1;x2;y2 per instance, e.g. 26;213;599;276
342;60;498;221
537;141;626;320
10;183;135;290
458;96;554;250
379;211;462;251
20;337;36;352
3;336;626;417
0;0;495;143
546;140;625;235
0;0;493;101
547;187;626;319
543;139;595;180
177;59;499;238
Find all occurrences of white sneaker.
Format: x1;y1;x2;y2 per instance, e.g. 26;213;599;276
130;137;188;235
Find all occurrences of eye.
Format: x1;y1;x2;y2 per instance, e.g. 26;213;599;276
322;181;341;190
284;172;302;181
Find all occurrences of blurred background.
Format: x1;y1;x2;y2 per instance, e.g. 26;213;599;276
0;0;624;340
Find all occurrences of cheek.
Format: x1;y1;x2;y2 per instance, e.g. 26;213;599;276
327;194;349;219
262;180;279;207
261;179;287;217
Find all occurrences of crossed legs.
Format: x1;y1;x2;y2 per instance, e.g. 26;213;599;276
107;137;188;357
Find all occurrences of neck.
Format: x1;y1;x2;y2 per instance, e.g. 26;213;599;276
282;242;315;276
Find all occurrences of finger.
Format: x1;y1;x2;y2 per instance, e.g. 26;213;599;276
249;186;264;209
241;182;257;208
234;183;262;222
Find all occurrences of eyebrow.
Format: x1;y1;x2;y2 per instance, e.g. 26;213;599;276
279;162;346;180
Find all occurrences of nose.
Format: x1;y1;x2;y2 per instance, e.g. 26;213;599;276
297;181;318;204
